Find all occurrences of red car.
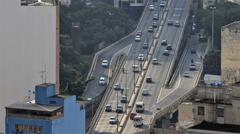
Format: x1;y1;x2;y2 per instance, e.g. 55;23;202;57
130;112;137;120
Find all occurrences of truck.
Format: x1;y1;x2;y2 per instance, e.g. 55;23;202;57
136;101;144;113
133;115;143;127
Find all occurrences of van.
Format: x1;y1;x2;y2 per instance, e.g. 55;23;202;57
132;65;140;72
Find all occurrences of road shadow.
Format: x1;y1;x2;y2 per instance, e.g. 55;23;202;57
143;110;153;115
137;124;149;130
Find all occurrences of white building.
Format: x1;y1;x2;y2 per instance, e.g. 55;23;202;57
0;0;60;132
59;0;71;6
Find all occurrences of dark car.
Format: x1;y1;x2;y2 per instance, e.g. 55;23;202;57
116;105;123;113
161;40;167;46
130;112;137;120
148;26;154;32
152;21;158;28
146;77;152;83
105;104;112;112
142;42;148;49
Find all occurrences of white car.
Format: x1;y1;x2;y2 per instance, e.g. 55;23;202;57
142;89;150;96
135;35;141;41
152;58;158;64
183;71;190;78
137;54;144;61
163;49;170;56
99;77;106;85
175;21;180;27
149;4;154;10
109;116;117;124
160;1;167;7
101;60;108;67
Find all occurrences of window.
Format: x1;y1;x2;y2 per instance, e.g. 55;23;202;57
15;124;42;134
50;100;57;104
198;106;205;115
216;107;224;117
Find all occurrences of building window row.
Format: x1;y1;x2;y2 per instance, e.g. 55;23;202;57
15;124;42;134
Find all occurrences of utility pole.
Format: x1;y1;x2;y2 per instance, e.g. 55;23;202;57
125;70;128;114
116;91;119;133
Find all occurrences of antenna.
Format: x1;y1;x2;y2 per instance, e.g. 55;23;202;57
40;65;47;84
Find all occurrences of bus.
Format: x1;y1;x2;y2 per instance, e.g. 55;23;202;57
136;101;144;113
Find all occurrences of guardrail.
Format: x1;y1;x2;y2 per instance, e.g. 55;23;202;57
163;2;192;88
87;54;127;134
86;0;150;81
167;24;192;88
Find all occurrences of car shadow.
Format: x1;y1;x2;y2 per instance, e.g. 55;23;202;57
143;110;153;115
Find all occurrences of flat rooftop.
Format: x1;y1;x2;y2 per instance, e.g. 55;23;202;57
190;121;240;133
21;0;58;6
6;102;62;112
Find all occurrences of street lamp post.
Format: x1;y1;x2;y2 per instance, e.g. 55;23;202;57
210;5;216;50
125;70;128;114
87;98;93;119
116;91;119;133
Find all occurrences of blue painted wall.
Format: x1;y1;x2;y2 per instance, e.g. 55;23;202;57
52;96;85;134
35;84;55;105
6;84;85;134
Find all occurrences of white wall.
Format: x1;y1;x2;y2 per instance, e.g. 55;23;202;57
0;0;58;132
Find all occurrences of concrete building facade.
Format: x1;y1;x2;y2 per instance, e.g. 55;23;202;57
5;83;85;134
178;85;240;133
0;0;60;132
226;0;240;4
221;21;240;84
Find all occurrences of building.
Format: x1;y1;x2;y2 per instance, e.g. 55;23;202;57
5;83;85;134
59;0;71;6
226;0;240;5
221;21;240;84
202;0;221;9
0;0;60;132
178;84;240;134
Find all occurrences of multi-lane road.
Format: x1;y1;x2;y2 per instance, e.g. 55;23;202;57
122;0;192;133
91;0;168;133
85;0;205;133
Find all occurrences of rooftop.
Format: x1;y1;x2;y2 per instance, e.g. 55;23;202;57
190;121;240;133
21;0;58;6
222;21;240;30
6;102;62;112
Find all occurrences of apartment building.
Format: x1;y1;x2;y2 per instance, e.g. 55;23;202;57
178;84;240;133
5;83;85;134
0;0;60;132
221;21;240;84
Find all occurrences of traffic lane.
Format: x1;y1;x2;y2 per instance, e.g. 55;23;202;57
122;57;171;133
94;4;165;132
85;5;154;98
85;35;135;98
122;0;186;131
123;0;191;132
85;0;167;98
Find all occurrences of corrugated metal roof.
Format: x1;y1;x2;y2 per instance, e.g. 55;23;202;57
6;102;62;112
